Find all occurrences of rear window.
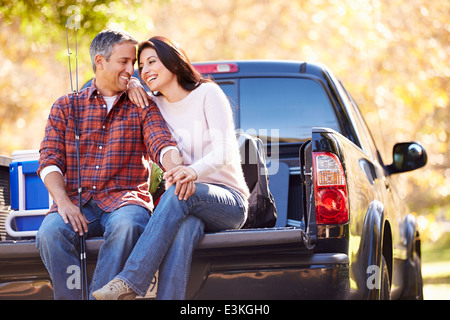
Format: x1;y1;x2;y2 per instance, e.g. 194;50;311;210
219;78;339;143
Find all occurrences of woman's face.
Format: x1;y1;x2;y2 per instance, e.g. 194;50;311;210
139;47;177;93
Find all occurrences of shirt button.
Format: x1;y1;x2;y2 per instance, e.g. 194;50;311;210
96;165;100;169
102;104;106;108
102;125;106;129
99;146;103;149
93;186;97;190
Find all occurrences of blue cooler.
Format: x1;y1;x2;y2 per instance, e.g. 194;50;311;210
6;150;51;237
10;160;51;211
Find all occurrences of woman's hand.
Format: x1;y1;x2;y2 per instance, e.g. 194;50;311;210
164;166;198;200
128;77;150;108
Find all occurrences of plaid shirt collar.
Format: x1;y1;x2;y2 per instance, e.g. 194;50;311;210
87;78;129;102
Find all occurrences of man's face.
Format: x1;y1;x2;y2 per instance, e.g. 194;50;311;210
95;41;136;96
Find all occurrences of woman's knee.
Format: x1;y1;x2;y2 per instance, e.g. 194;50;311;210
159;185;179;202
157;185;191;213
159;183;210;207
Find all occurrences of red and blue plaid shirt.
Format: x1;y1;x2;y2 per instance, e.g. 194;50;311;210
38;80;176;213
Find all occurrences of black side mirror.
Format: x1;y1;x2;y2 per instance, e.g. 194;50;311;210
387;142;427;174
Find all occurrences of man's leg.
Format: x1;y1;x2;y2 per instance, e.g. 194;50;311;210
36;212;84;300
36;199;106;300
89;204;150;299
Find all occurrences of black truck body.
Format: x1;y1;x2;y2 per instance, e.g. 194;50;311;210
0;60;426;300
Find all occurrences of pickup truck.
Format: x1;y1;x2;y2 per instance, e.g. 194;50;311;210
0;60;427;300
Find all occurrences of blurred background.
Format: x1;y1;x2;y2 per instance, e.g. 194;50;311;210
0;0;448;299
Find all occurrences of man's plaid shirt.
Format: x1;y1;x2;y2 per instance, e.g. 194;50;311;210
38;81;177;213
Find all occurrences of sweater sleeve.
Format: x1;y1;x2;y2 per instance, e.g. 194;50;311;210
188;84;237;179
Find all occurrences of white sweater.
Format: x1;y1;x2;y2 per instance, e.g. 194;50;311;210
153;82;250;199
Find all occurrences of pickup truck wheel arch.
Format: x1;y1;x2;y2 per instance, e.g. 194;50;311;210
359;200;392;299
379;255;392;300
382;220;393;289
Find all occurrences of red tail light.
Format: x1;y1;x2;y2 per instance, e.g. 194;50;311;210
313;152;349;225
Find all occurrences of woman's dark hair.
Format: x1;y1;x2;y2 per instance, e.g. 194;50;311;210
137;36;210;95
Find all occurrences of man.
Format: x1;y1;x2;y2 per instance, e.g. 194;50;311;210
36;29;182;299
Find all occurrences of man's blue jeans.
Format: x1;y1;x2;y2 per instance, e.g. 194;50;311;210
116;183;247;299
36;199;150;300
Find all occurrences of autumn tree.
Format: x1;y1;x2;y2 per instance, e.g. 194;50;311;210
0;0;448;216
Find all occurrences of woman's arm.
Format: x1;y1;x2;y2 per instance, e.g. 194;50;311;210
188;84;237;180
127;77;151;108
163;165;197;201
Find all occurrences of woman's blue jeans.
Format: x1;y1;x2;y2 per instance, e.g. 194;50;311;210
116;183;247;299
35;199;150;300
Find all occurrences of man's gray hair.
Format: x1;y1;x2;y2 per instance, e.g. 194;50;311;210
90;29;138;72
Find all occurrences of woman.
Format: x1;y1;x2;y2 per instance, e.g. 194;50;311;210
93;36;249;300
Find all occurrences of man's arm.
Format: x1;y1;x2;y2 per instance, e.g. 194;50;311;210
160;148;183;171
140;101;195;200
38;96;88;234
43;171;88;236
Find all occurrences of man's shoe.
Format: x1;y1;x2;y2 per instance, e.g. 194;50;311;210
92;278;137;300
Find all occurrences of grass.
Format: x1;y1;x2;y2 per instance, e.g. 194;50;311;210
421;232;450;300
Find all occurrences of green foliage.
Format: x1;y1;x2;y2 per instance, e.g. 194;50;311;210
0;0;149;151
0;0;145;42
422;231;450;263
0;0;147;68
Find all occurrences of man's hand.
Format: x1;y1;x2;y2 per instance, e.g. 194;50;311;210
43;171;88;236
58;198;89;236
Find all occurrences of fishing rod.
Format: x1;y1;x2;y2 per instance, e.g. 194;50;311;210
65;22;89;300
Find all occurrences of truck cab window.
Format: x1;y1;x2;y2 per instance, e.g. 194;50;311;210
238;78;339;143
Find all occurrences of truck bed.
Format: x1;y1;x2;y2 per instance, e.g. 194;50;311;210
0;225;322;299
0;227;308;260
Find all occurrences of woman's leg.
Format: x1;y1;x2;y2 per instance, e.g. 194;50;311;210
157;215;205;300
115;183;246;297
